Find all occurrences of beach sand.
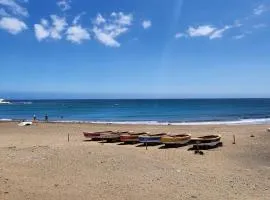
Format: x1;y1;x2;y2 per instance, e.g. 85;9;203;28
0;122;269;200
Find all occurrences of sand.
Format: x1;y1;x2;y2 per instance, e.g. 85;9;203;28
0;122;269;200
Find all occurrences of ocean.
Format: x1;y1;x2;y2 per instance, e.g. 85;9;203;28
1;99;270;125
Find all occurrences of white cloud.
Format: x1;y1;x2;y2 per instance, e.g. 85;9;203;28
209;25;231;39
34;15;67;41
93;13;106;25
179;25;230;40
72;12;85;25
0;0;28;17
57;0;71;12
93;26;120;47
178;22;241;40
175;32;186;39
142;20;151;29
253;4;267;15
232;34;245;40
50;15;67;39
187;25;216;37
112;12;133;25
34;23;49;41
66;25;90;44
92;12;133;47
41;18;48;27
0;16;27;34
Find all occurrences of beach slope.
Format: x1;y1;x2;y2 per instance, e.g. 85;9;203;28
0;122;269;200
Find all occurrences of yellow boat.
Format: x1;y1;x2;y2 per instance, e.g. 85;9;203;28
161;133;191;145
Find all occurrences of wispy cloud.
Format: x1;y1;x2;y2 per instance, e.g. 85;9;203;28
175;32;186;39
57;0;71;12
92;12;133;47
177;24;234;40
34;15;67;41
142;20;151;29
232;34;245;40
0;16;27;34
253;4;267;16
72;12;85;25
209;25;231;39
66;25;90;44
0;8;9;16
253;23;267;29
50;15;68;39
93;13;106;25
0;0;28;17
175;3;268;41
187;25;216;37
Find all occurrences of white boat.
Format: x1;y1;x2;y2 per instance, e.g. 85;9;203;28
192;135;221;147
0;99;11;104
18;121;33;126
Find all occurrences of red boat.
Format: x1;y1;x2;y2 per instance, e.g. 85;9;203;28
120;132;147;143
83;131;113;139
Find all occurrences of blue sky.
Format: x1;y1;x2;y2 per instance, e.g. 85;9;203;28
0;0;270;99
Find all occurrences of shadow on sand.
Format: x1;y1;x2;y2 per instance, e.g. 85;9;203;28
99;140;121;144
83;139;94;142
135;143;161;148
117;142;139;145
187;142;223;151
159;143;191;149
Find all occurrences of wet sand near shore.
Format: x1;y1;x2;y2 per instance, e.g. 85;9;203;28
0;122;269;200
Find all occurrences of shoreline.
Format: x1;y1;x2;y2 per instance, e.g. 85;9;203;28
2;118;270;126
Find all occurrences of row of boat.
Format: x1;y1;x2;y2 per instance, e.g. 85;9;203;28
83;131;222;147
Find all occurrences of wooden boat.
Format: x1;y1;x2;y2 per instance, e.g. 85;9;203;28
120;132;146;143
160;134;191;145
98;133;120;142
138;133;166;144
96;131;133;142
192;135;221;147
83;131;113;139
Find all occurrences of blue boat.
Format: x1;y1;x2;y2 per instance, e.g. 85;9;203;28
138;133;167;144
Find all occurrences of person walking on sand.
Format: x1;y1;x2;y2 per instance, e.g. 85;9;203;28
45;114;48;122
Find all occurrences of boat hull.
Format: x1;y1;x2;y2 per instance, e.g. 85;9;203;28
98;134;120;141
120;135;139;142
138;136;162;143
195;141;221;147
192;135;221;147
161;134;191;145
83;131;112;139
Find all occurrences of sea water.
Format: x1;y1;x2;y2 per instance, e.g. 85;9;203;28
1;99;270;125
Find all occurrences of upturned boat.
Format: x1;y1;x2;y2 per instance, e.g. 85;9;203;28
192;135;221;147
160;133;191;145
83;131;113;139
138;133;166;144
120;132;146;143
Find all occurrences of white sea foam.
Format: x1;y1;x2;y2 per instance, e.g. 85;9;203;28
53;118;270;125
13;101;32;105
0;99;11;104
0;119;12;121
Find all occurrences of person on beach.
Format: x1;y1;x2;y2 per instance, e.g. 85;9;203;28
45;114;48;122
33;114;37;122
